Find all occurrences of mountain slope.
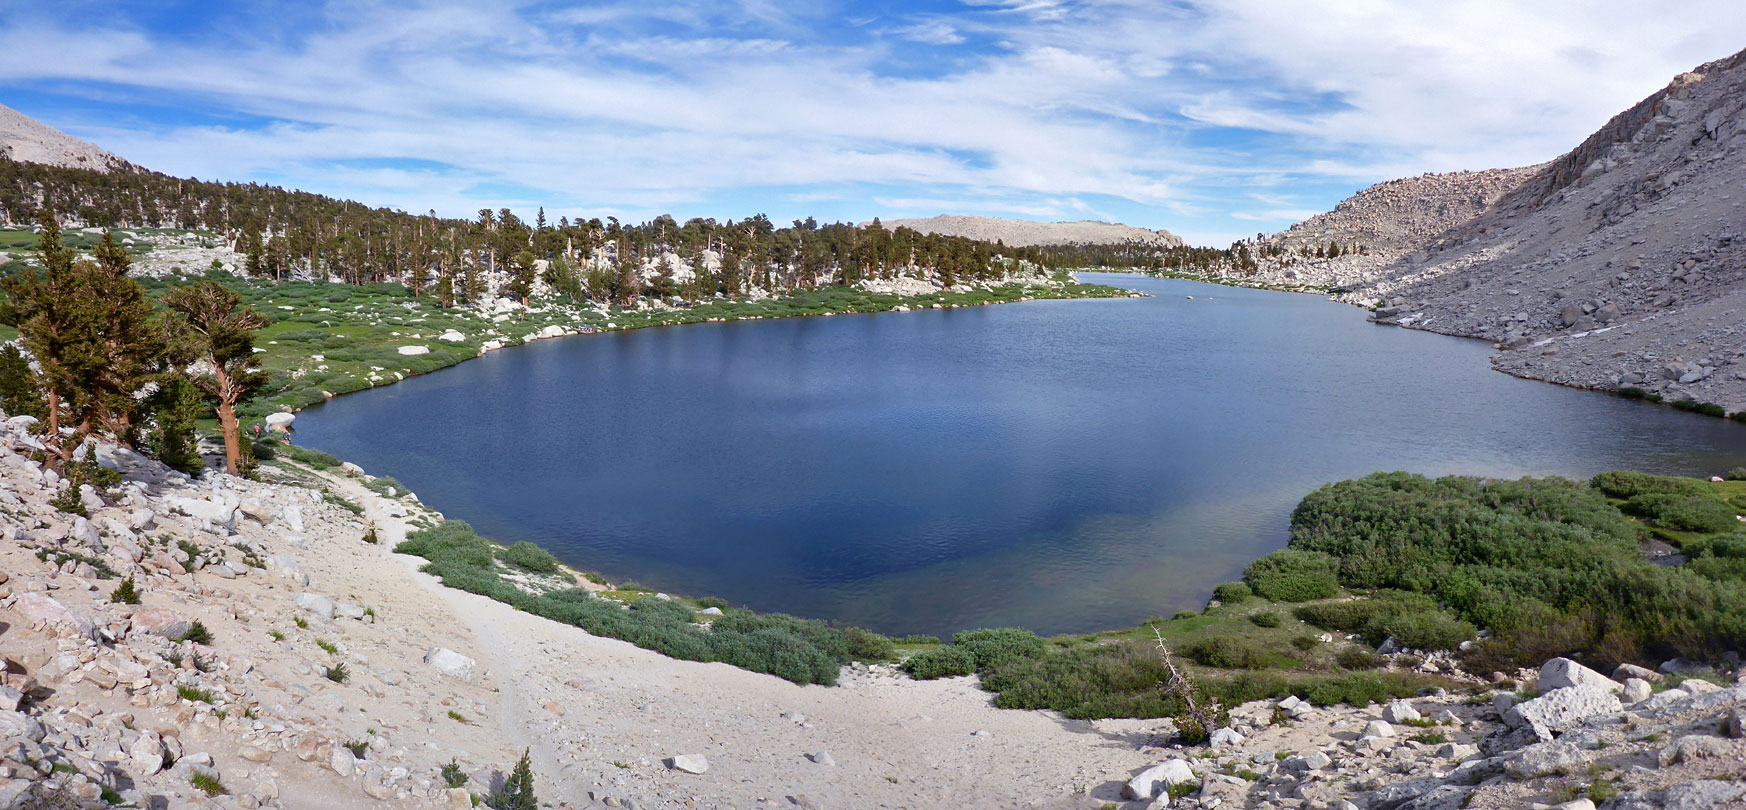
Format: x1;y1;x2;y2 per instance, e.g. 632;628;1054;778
1236;47;1746;410
871;214;1185;248
0;102;132;173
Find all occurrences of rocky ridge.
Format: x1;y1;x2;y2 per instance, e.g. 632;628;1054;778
869;214;1186;248
1229;48;1746;410
0;104;133;174
1117;656;1745;810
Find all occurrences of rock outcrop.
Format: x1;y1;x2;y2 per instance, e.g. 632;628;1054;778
1231;47;1746;410
0;103;134;173
869;214;1186;248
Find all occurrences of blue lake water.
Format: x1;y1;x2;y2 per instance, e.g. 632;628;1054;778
294;274;1746;638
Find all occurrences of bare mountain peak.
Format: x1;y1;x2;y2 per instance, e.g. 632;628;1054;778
1235;45;1746;409
0;103;133;173
869;214;1185;248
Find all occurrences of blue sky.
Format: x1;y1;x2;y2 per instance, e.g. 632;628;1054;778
1;1;1741;246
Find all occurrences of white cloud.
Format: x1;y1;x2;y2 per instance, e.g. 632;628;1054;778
898;20;965;45
0;0;1741;243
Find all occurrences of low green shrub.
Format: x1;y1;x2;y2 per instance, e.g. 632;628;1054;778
950;628;1046;671
1725;467;1746;482
1671;400;1726;418
1293;471;1746;671
1182;636;1276;670
1249;611;1282;628
1335;648;1385;670
396;521;495;570
363;475;407;498
901;645;978;679
287;445;341;469
499;542;560;575
1590;470;1710;499
395;520;890;686
1623;493;1739;533
110;575;140;605
1212;581;1252;604
1362;610;1475;651
1243;549;1339;602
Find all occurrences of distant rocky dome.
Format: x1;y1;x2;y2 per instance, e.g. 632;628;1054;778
868;215;1185;248
0;102;134;173
1264;166;1543;260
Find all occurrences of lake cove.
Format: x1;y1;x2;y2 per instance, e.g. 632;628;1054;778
295;273;1746;638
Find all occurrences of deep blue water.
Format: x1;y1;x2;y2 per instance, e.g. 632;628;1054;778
294;275;1746;637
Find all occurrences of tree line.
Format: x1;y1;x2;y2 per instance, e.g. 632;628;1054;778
2;158;1089;304
2;210;266;478
1;157;1267;303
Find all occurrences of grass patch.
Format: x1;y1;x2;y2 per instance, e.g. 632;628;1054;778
324;662;349;683
189;772;227;796
177;685;215;703
322;491;365;515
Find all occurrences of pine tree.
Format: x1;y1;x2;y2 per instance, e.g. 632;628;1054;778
3;210;100;467
488;749;537;810
84;232;162;444
0;344;43;420
140;375;205;475
161;282;269;477
508;250;536;306
244;227;266;276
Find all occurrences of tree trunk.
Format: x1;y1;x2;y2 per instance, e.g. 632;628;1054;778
215;365;243;476
43;388;64;470
218;399;242;476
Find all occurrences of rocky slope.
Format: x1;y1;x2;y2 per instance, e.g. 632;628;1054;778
1121;656;1746;810
1246;167;1542;290
0;411;1168;810
870;214;1185;248
1232;48;1746;410
0;104;132;174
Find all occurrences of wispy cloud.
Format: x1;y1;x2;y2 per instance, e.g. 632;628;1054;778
0;0;1740;246
898;19;965;45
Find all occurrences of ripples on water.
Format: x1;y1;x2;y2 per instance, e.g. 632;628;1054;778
296;274;1746;637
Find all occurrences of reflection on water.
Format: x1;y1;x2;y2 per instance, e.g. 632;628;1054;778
296;274;1746;637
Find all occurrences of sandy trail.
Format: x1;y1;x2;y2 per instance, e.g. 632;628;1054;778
334;476;1161;809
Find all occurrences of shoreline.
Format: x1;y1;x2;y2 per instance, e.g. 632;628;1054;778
1128;268;1746;423
251;271;1139;417
284;271;1742;646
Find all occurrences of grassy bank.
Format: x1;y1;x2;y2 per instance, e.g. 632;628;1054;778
3;225;1132;418
884;469;1746;725
221;269;1129;417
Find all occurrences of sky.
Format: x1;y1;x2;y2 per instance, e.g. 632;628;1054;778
0;1;1741;247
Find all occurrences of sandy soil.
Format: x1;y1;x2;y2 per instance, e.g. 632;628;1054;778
334;474;1161;810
